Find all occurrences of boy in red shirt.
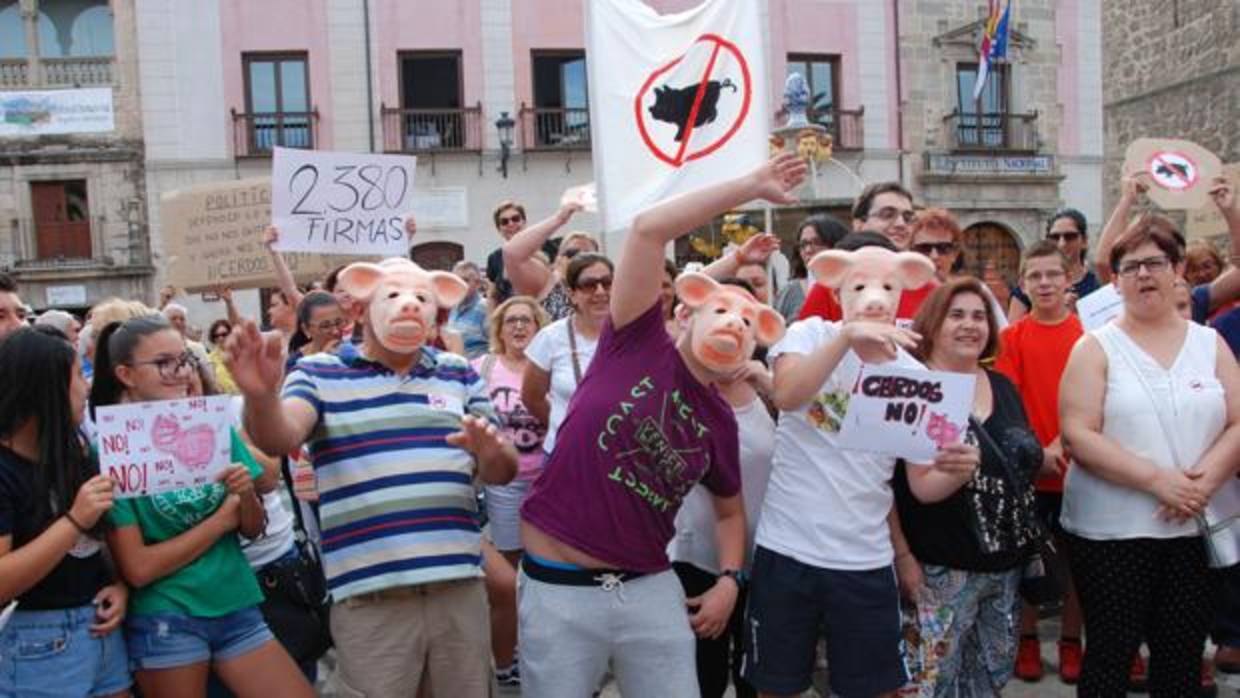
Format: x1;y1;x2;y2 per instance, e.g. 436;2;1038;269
994;240;1083;683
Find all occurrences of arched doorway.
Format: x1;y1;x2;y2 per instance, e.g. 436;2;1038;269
960;222;1022;287
410;241;463;271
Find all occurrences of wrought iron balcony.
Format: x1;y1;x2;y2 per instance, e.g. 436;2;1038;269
518;104;591;151
943;110;1039;153
231;109;318;157
380;102;483;153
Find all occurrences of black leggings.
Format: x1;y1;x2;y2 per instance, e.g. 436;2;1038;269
1066;534;1217;697
673;562;756;698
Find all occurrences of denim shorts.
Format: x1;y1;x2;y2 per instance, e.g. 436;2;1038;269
126;605;273;671
0;604;131;697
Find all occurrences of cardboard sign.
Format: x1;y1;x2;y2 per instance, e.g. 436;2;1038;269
837;365;975;462
1076;283;1123;331
1186;163;1240;241
161;178;363;292
1123;138;1222;211
272;147;417;255
95;396;234;498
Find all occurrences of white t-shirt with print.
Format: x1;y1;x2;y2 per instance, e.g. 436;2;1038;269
524;317;600;454
754;317;923;571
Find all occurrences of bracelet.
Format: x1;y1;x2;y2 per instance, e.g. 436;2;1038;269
64;511;88;534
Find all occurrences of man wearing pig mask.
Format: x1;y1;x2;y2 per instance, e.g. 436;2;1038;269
743;233;981;698
515;153;805;697
225;245;518;697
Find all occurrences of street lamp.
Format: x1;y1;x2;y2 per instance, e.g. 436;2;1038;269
495;111;515;178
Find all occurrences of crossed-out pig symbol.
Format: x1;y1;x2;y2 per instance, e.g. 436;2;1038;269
649;78;738;142
150;414;218;469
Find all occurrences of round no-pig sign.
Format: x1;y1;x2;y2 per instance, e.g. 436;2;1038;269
1146;150;1199;191
634;33;753;168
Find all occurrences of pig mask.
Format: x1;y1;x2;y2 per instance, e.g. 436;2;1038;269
336;258;468;354
809;247;935;323
676;272;785;372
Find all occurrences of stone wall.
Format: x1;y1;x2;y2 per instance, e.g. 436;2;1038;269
1101;0;1240;214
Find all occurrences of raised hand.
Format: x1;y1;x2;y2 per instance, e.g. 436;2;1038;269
223;320;287;398
735;232;781;266
751;152;809;205
262;225;279;249
1209;176;1237;216
446;415;509;463
556;201;584;225
404;214;418;239
70;474;116;529
1120;169;1151;202
843;321;921;362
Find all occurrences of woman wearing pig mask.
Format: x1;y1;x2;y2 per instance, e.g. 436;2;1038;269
743;233;981;698
516;153;804;698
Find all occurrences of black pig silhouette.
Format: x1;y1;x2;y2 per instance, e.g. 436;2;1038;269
1154;161;1190;180
648;78;737;142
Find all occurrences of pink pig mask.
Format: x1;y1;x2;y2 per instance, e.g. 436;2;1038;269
808;247;935;324
336;258;469;354
675;272;786;373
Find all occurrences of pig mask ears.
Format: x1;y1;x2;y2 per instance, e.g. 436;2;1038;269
807;250;856;289
336;259;471;309
336;262;387;303
427;271;469;309
752;305;786;346
892;252;937;290
675;271;786;347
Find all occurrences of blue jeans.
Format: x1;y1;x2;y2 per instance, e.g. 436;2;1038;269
125;606;273;671
0;604;131;697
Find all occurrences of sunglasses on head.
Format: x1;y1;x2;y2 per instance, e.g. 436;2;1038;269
1046;231;1082;243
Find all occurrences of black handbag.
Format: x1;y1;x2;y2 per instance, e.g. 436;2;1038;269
254;456;333;664
967;416;1065;606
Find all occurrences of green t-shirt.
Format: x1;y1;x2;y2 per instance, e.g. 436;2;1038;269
109;428;264;618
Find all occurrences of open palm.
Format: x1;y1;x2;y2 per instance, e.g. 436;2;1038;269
223;320;286;397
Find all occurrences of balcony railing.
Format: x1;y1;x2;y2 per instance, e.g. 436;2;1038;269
774;106;866;151
518;104;591;150
0;59;28;88
42;56;113;87
943;110;1039;152
231;109;319;157
380;102;483;153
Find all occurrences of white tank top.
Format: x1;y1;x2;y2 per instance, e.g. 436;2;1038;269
1061;322;1227;540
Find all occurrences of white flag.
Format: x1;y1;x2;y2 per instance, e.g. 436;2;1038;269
586;0;770;234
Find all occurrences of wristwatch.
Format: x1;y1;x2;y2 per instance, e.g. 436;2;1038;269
719;568;746;588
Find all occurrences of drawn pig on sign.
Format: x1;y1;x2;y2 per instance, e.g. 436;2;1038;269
649;78;737;142
150;414;218;469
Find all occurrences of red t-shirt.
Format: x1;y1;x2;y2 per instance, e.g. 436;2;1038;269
797;281;937;327
993;313;1084;493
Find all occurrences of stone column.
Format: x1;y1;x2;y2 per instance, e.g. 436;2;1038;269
19;0;41;85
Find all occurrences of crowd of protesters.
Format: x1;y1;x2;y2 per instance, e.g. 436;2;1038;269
0;154;1239;698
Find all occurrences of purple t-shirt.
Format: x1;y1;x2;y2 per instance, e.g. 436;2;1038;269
520;301;742;572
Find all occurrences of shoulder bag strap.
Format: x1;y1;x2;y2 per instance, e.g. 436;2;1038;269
566;315;583;384
480;354;498;385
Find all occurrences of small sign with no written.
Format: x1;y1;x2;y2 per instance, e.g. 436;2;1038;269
837;365;975;463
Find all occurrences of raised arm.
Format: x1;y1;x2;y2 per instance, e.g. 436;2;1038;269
263;226;304;309
224;320;318;456
503;203;581;297
1202;178;1240;312
701;233;780;281
615;153;807;329
216;286;243;327
1095;171;1150;284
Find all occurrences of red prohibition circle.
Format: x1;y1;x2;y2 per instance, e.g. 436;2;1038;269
1145;150;1200;190
633;33;753;168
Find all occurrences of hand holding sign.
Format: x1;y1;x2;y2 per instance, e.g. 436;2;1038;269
69;473;116;529
843;321;922;363
272;147;417;255
560;183;598;213
837;365;975;462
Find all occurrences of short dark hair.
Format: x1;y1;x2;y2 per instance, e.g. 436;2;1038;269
852;182;913;222
1019;240;1072;280
1109;214;1184;273
566;253;614;289
1046;208;1088;236
663;258;678;281
0;272;16;293
834;230;899;253
717;276;756;297
791;214;851;278
911;277;1001;364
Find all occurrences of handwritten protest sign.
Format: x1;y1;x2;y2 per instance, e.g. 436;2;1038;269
272;147;417;255
95;396;233;498
161;178;362;292
837;365;975;462
1076;283;1123;331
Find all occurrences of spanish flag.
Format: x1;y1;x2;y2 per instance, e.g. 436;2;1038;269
972;0;1012;101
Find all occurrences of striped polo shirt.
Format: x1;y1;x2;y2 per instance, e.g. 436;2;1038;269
282;342;495;600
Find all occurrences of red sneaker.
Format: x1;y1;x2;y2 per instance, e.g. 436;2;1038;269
1015;635;1043;682
1129;652;1148;693
1059;638;1083;685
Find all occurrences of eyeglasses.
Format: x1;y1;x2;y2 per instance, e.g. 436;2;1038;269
1117;255;1172;277
1046;231;1083;244
210;332;230;342
797;239;825;250
129;352;194;380
313;318;347;332
1024;269;1066;283
574;276;613;293
502;315;535;327
912;241;957;256
498;215;524;226
869;207;916;225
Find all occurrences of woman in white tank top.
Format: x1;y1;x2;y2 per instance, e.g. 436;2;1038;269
1059;217;1240;694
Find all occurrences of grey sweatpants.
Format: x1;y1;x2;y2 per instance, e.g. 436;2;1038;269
518;568;700;698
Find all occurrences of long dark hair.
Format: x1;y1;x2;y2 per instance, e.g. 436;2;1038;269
89;314;175;417
0;328;94;530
